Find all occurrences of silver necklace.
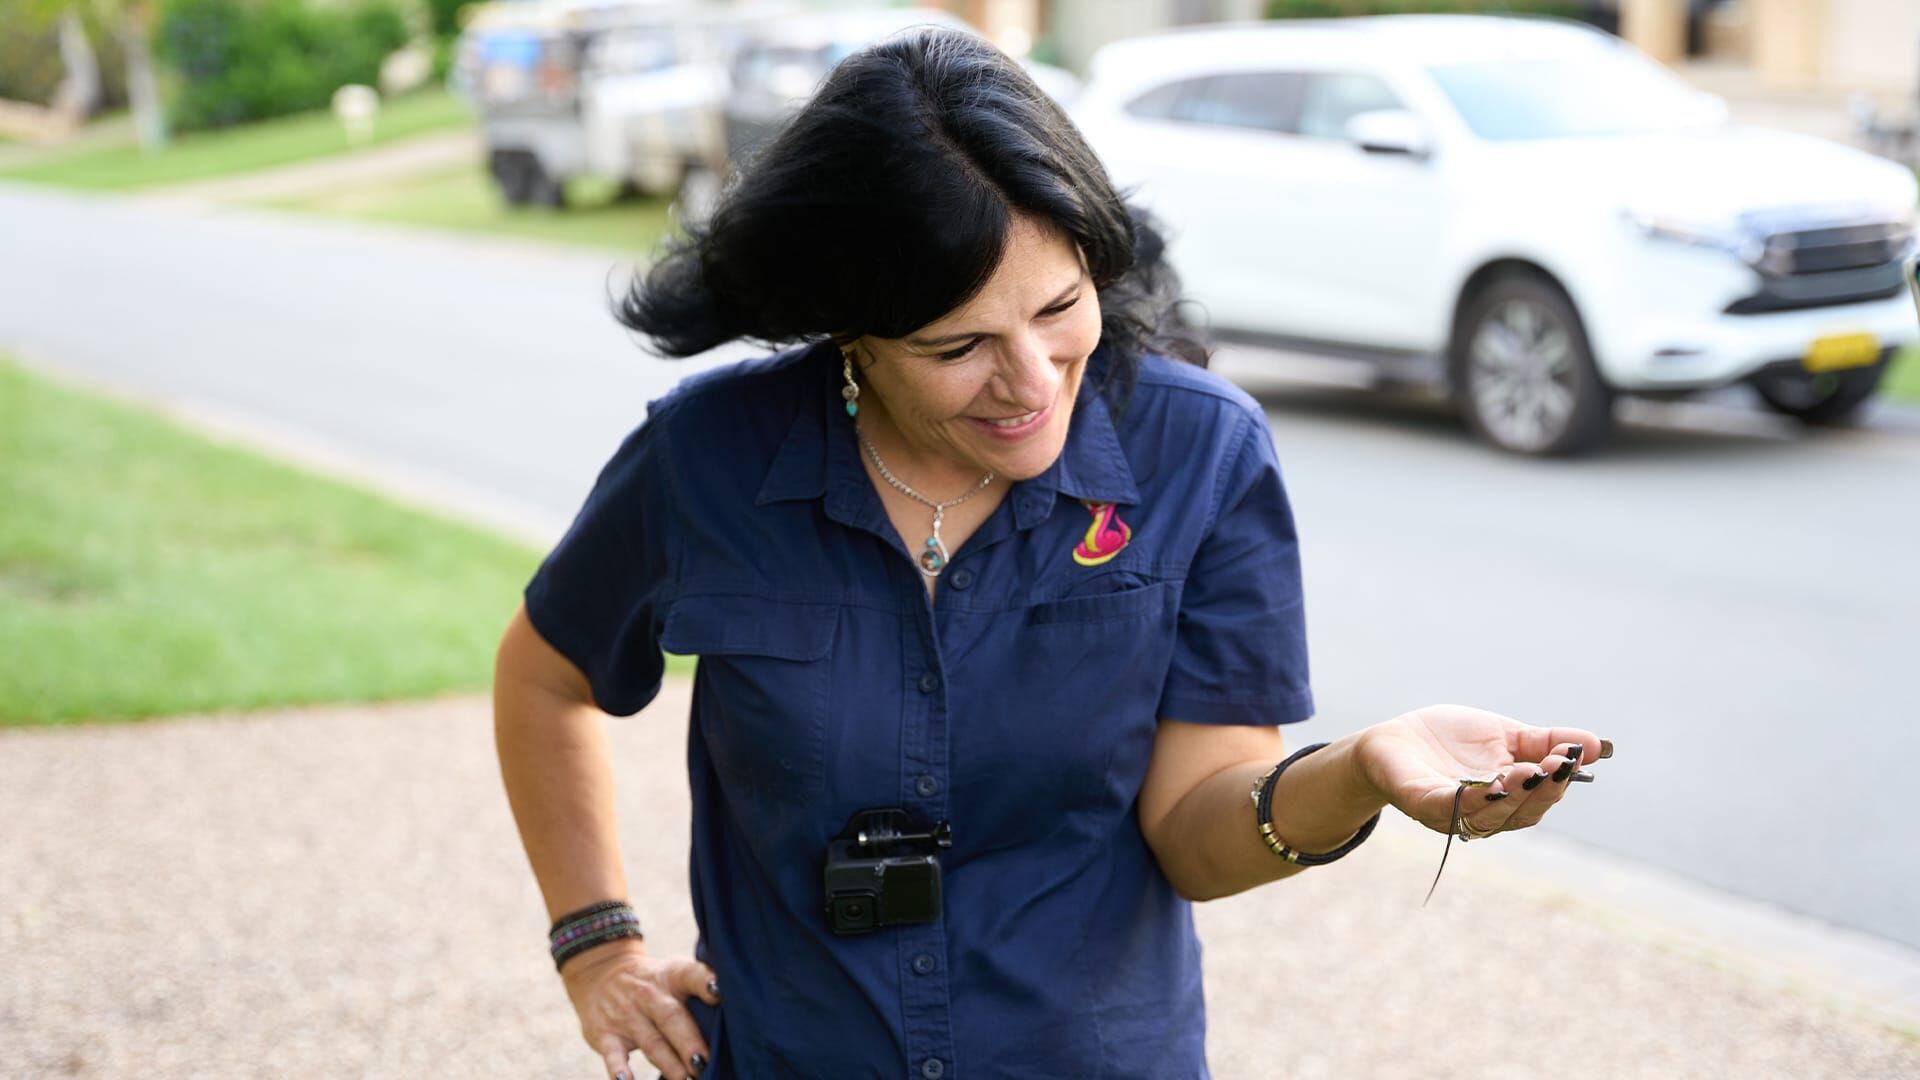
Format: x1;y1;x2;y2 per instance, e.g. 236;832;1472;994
855;423;994;578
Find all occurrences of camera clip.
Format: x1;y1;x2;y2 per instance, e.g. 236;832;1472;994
823;808;952;935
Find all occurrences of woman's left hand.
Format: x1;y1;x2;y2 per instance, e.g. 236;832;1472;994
1356;704;1608;839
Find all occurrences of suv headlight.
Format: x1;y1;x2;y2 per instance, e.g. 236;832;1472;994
1620;207;1755;261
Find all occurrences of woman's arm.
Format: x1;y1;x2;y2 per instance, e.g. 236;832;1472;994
494;603;634;921
493;604;718;1080
1138;721;1383;901
1139;707;1603;902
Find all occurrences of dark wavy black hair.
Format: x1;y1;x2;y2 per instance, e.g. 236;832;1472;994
614;26;1206;408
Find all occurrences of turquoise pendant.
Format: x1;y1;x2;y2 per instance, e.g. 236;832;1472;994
918;536;948;576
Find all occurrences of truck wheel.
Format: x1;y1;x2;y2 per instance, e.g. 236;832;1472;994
1449;274;1614;457
527;161;567;210
491;150;534;206
1751;358;1887;426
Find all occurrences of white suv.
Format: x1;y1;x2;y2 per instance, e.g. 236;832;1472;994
1072;15;1920;455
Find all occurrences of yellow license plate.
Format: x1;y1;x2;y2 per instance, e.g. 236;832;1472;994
1802;332;1880;373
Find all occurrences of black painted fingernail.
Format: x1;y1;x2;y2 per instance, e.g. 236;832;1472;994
691;1052;708;1074
1568;744;1585;766
1570;770;1595;783
1552;758;1575;783
707;978;721;998
1599;739;1613;759
1485;791;1509;802
1522;772;1547;791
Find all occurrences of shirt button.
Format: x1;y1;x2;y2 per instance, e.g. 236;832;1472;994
921;1058;945;1079
914;774;939;798
918;672;940;694
948;567;974;590
911;953;937;975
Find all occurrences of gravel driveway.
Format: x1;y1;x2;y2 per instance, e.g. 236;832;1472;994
4;681;1915;1078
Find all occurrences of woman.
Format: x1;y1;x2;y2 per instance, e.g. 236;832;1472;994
493;27;1606;1080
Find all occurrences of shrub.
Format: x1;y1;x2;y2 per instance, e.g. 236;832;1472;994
423;0;470;38
429;33;459;87
0;2;66;106
156;0;408;131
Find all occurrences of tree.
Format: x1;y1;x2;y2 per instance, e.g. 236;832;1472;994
31;0;167;150
52;8;101;117
111;0;166;149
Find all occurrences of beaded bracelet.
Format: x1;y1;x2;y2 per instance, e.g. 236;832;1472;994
1250;741;1381;867
549;899;644;972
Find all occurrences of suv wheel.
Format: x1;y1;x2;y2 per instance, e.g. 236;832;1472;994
1750;358;1887;426
1450;275;1613;456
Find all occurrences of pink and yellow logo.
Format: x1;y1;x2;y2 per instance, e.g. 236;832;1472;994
1072;500;1131;567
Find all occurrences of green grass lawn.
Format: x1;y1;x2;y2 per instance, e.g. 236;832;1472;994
0;90;472;191
1886;342;1920;403
262;161;676;255
0;357;546;726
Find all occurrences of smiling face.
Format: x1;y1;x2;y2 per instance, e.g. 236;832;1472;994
849;213;1104;487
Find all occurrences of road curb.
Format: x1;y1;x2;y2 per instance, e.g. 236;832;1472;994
1474;827;1920;1035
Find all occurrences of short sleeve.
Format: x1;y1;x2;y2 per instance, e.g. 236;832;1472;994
1156;411;1314;726
523;410;678;717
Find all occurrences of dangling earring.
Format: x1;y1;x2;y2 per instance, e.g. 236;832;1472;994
841;348;860;417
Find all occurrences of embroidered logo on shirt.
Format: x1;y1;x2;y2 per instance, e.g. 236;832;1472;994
1072;500;1131;567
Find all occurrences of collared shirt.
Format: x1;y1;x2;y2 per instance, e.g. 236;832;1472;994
524;340;1312;1078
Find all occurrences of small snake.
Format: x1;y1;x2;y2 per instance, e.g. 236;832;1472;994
1423;778;1496;907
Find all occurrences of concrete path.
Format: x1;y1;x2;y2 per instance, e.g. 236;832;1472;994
143;131;483;205
2;688;1916;1079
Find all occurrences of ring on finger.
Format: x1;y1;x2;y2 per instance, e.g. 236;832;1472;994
1456;815;1499;842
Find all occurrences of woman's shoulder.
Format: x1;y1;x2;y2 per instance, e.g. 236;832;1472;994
1106;352;1282;508
645;341;826;431
1127;351;1264;424
587;343;826;497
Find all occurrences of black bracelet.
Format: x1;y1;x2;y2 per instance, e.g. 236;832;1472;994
1251;741;1381;867
549;900;644;972
548;899;631;937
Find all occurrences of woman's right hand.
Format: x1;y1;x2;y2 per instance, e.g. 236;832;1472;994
560;937;720;1080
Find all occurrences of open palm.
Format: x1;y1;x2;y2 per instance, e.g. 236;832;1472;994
1359;704;1605;839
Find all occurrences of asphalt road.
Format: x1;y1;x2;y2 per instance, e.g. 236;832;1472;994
4;182;1916;952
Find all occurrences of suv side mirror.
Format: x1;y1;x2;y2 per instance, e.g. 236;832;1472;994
1345;109;1431;160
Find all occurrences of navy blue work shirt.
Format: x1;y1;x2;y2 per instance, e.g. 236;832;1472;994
524;341;1313;1078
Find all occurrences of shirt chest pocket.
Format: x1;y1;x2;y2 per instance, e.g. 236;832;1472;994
953;581;1182;828
1022;581;1182;706
661;595;839;806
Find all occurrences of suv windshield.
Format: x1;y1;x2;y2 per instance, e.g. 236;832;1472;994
1429;52;1716;140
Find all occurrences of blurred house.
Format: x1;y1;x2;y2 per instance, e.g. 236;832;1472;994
1618;0;1918;101
1723;0;1913;98
1614;0;1920;150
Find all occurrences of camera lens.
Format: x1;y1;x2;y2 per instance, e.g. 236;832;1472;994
831;895;876;932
